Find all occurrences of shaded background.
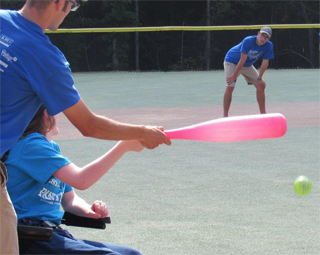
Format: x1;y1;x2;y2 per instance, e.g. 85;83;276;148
1;0;319;71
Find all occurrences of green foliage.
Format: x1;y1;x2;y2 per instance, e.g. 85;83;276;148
100;1;135;27
0;0;24;10
2;1;319;27
1;0;319;71
168;57;199;71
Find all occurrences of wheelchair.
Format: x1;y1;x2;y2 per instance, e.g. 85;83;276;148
17;212;111;254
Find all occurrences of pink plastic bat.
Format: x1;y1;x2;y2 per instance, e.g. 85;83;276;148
165;113;287;143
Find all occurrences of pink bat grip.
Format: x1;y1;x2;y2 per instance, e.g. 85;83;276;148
164;113;287;142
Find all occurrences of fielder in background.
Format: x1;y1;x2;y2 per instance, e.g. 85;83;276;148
222;27;274;117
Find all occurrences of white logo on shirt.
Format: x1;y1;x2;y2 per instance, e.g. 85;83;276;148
0;60;8;68
0;34;14;47
48;178;60;188
248;50;262;60
38;187;63;204
1;49;17;62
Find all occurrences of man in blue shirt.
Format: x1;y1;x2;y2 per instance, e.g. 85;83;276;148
223;27;274;117
0;1;170;253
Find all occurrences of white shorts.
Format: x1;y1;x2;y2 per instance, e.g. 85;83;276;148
224;61;259;87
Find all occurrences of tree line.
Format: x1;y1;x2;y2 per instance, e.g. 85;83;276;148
3;1;317;27
1;1;319;71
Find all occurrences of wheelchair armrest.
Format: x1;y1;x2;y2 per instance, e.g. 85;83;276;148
17;225;54;241
61;212;111;229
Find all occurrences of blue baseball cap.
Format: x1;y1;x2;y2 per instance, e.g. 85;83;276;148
260;27;272;38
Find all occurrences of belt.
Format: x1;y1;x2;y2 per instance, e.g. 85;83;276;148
41;220;62;229
19;218;61;229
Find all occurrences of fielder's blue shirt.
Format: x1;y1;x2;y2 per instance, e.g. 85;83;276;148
225;35;274;67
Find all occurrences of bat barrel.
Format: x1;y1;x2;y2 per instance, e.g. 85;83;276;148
165;113;287;142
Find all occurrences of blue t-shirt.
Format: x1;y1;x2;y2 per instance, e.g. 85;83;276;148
5;133;73;223
225;35;274;67
0;10;81;157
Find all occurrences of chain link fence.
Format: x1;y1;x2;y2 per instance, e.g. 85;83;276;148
47;28;320;72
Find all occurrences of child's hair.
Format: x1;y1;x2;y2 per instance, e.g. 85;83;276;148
21;105;56;138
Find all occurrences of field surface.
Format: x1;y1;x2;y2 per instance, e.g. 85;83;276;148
56;69;319;255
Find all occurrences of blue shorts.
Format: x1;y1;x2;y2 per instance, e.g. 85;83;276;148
20;219;142;255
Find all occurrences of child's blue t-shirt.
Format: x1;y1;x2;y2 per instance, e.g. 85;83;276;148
0;10;81;158
225;35;274;67
5;133;73;224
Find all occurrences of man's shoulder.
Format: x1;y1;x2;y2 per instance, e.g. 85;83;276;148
266;40;273;48
0;9;12;15
0;10;17;21
241;35;257;48
243;35;257;42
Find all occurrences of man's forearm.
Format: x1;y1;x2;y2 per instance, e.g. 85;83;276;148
64;98;170;149
81;115;145;141
258;60;269;79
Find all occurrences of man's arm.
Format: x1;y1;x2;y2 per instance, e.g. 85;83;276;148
256;59;269;87
226;52;248;85
258;59;269;80
63;99;171;149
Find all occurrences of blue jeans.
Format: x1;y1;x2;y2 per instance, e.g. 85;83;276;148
19;219;142;255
